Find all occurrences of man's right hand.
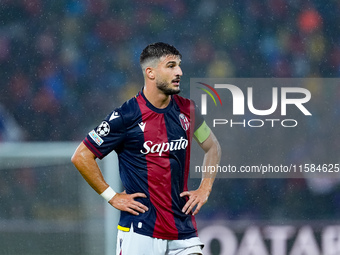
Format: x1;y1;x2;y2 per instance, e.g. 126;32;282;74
108;191;149;215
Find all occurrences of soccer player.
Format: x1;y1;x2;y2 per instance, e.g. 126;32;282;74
71;42;221;255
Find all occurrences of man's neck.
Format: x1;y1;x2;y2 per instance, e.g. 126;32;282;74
143;85;171;109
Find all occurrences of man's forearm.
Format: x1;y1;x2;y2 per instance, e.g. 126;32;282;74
71;142;109;194
199;132;221;193
180;132;221;215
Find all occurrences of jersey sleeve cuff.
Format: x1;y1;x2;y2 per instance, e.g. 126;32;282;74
83;138;104;159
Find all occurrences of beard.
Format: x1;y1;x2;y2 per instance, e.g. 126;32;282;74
156;81;181;95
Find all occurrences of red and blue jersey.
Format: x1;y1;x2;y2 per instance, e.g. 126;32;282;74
83;90;209;240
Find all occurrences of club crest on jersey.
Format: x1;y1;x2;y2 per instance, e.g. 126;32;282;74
96;121;110;136
179;113;190;131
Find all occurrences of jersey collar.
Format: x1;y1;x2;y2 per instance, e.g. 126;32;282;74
140;88;173;114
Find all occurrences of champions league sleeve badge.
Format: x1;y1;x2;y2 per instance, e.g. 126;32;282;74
179;113;190;131
96;121;110;136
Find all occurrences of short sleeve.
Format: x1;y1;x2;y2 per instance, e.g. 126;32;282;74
83;110;126;159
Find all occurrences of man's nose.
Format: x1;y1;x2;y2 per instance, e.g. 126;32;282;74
176;66;183;77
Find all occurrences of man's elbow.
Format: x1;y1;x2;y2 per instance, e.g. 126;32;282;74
71;144;85;167
209;133;222;160
214;141;222;161
71;151;80;166
71;143;96;168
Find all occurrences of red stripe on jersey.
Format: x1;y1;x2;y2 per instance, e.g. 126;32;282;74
173;95;198;233
136;95;178;239
173;96;192;193
83;138;103;159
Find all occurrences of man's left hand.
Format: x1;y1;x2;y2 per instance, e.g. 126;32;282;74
180;188;210;216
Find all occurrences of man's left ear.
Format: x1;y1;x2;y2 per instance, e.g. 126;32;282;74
145;67;155;79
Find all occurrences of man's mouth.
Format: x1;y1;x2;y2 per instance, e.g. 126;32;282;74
172;79;180;85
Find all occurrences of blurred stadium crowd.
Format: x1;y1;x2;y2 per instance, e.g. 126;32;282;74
1;0;340;221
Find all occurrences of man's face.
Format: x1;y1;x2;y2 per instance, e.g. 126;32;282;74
154;55;183;95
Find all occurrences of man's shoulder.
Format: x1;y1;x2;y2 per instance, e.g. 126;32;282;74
173;94;193;106
120;95;139;112
173;94;195;114
115;95;141;124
